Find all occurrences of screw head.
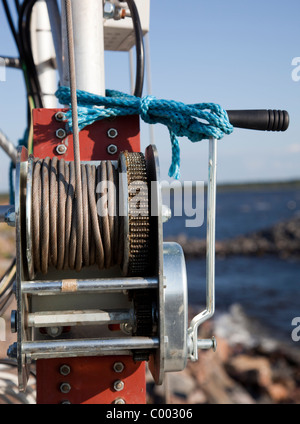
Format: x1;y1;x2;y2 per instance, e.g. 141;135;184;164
60;382;71;394
56;128;67;139
60;364;71;376
113;380;125;392
107;144;118;155
56;144;67;155
113;362;125;373
107;128;118;139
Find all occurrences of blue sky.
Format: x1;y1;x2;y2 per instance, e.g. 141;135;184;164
0;0;299;192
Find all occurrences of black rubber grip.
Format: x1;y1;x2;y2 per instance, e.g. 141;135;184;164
227;110;289;132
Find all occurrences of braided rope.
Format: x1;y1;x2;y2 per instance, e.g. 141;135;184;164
56;87;233;179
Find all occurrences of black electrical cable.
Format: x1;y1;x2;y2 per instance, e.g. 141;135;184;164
18;0;44;108
2;0;21;51
1;0;33;127
124;0;145;97
14;0;20;13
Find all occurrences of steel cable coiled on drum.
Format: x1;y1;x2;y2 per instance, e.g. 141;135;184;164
31;156;121;274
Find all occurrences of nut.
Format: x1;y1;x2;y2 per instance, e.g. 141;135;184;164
55;111;66;122
60;365;71;376
107;144;118;155
56;128;67;139
56;144;67;155
113;380;124;392
60;382;71;394
113;362;124;373
113;398;126;404
107;128;118;139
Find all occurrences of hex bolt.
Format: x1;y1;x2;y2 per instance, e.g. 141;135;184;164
56;144;67;155
11;310;17;333
107;144;118;155
60;364;71;376
103;1;115;19
56;128;67;139
113;398;126;404
60;382;71;394
113;362;124;373
107;128;118;139
55;111;66;122
47;326;62;338
113;380;125;392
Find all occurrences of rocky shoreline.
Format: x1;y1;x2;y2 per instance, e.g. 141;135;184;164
168;215;300;260
147;304;300;404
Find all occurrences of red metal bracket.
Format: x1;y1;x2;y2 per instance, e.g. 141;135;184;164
33;108;146;404
36;356;146;404
33;108;140;160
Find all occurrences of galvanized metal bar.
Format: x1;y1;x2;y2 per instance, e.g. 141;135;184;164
188;137;217;360
21;277;158;295
22;337;159;360
27;309;132;328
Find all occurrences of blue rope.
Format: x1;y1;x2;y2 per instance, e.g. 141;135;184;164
55;86;233;179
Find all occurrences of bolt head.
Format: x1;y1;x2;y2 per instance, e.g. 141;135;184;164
60;382;71;394
56;144;67;155
113;380;125;392
60;364;71;376
107;128;118;139
47;326;62;338
107;144;118;155
56;128;66;139
103;1;115;18
55;111;66;122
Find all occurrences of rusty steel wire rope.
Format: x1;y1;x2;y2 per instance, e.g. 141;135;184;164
31;158;120;274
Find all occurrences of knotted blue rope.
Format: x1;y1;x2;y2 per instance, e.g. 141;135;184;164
55;86;233;179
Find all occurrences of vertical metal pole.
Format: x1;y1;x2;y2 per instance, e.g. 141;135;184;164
61;0;105;95
30;0;58;108
45;0;63;82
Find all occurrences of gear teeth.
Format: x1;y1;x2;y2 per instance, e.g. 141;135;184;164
124;152;150;276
